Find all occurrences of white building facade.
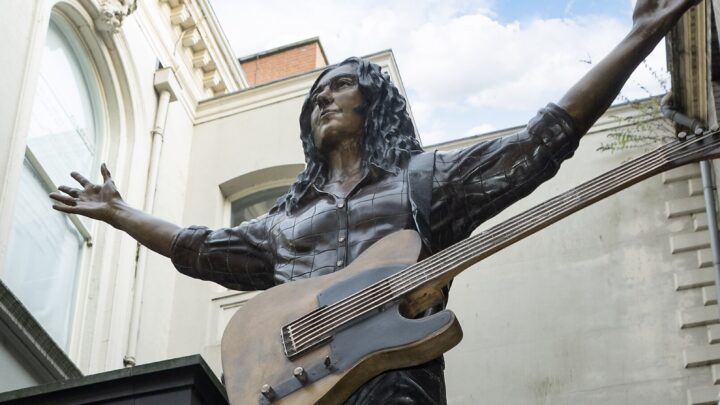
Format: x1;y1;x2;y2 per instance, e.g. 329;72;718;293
1;0;719;404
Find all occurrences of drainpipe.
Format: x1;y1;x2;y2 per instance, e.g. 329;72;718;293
661;94;720;317
123;68;180;367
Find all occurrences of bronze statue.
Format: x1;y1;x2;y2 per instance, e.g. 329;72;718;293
50;1;701;403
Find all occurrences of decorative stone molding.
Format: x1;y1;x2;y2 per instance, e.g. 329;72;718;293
181;27;204;51
169;4;193;29
202;70;221;91
192;50;215;72
158;0;230;96
95;0;138;34
160;0;183;7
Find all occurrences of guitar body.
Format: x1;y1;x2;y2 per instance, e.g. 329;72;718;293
221;230;463;405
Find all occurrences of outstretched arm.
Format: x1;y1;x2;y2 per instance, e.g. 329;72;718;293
558;0;700;134
50;164;179;257
51;165;275;290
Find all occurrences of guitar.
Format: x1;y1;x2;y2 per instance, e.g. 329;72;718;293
221;129;720;405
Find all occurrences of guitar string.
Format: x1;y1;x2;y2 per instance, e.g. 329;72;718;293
286;132;719;350
287;146;706;353
287;138;697;350
286;134;711;349
284;135;684;342
286;154;668;350
373;142;720;324
400;136;720;282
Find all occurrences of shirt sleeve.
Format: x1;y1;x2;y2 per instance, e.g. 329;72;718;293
430;103;580;250
170;215;275;291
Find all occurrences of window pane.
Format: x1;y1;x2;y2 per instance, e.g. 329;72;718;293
27;20;98;187
2;16;103;352
231;186;288;226
4;159;83;350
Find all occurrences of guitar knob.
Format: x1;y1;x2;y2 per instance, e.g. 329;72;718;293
294;366;308;383
261;384;276;401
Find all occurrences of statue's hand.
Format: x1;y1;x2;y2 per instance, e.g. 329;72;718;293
50;163;124;224
632;0;701;32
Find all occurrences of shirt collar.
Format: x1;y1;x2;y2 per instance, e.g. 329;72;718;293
295;163;394;208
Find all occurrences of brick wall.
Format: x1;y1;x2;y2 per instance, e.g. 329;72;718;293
241;42;326;86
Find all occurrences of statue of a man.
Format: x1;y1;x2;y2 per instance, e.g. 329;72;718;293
50;1;700;403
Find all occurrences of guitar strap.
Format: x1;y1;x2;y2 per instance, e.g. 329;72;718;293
409;150;450;334
408;150;436;254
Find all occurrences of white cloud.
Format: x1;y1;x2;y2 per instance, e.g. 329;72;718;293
408;100;435;129
209;1;667;144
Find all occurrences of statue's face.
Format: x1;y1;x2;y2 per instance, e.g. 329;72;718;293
310;64;366;153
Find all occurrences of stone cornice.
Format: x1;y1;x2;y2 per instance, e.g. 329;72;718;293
195;0;248;89
133;0;245;117
158;0;244;96
135;1;202;116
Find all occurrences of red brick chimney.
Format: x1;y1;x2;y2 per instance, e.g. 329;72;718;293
239;37;329;86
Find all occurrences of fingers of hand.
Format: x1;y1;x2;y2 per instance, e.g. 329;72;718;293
49;191;77;206
71;171;91;188
52;203;80;214
58;185;81;198
100;163;112;182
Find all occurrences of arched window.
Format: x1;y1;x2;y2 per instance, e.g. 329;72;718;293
230;186;288;226
3;16;104;351
220;164;303;227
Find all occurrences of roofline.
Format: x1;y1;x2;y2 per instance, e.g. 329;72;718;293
428;125;526;149
360;48;393;60
425;94;665;149
197;49;412;124
207;49;397;103
238;37;329;65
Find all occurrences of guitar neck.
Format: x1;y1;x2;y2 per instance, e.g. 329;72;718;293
281;131;720;360
389;137;683;297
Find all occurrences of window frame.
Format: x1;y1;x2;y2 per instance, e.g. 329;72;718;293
229;185;289;227
205;168;302;350
26;12;109;245
3;6;110;354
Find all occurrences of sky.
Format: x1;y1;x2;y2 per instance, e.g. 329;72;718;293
208;0;667;145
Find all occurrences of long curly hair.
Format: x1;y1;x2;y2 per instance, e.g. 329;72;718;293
276;57;423;213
